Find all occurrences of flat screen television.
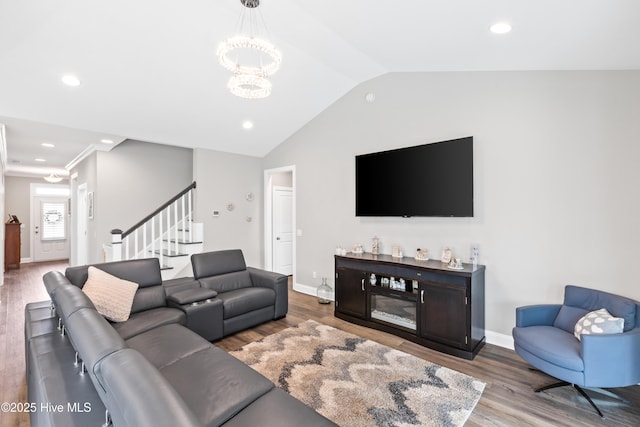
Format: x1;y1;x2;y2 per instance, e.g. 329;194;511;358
355;136;473;217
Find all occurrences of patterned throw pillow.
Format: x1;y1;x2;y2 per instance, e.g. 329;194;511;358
574;308;624;341
82;266;139;322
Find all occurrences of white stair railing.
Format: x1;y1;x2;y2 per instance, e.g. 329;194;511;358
110;182;197;266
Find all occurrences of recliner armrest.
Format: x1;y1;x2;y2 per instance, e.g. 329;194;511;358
515;304;562;327
163;278;201;296
582;327;640;387
247;267;288;318
167;288;218;306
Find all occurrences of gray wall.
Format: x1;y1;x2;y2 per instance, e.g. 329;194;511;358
193;148;263;267
70;140;193;264
263;70;640;337
4;176;34;258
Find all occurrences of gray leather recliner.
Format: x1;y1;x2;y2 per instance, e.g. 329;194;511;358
191;249;288;336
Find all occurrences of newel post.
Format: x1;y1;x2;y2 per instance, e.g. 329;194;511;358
111;229;123;261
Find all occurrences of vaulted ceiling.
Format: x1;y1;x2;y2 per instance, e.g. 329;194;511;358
1;0;639;177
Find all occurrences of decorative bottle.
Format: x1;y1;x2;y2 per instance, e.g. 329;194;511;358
317;277;333;304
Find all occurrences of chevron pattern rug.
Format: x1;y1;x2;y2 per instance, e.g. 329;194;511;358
230;320;485;427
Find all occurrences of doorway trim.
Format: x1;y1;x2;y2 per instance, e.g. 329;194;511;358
75;182;88;266
29;183;71;263
264;165;296;287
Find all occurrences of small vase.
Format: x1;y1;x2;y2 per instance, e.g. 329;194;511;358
317;277;333;304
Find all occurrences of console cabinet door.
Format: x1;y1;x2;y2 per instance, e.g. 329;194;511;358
419;282;468;349
335;268;366;318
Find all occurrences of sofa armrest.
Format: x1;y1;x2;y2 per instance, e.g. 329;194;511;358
247;267;288;318
582;328;640;387
515;304;562;327
167;288;218;306
163;277;201;296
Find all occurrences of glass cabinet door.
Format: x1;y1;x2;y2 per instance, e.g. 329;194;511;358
370;293;417;331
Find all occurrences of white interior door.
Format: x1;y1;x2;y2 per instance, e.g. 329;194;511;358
33;196;70;262
272;187;293;276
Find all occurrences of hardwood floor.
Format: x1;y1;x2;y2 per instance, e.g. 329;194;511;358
2;261;639;426
1;261;57;427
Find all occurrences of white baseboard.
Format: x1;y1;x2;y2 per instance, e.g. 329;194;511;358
293;282;332;300
292;282;514;350
486;330;514;350
20;257;33;264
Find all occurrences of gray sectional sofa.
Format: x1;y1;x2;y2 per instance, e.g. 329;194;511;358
25;255;336;427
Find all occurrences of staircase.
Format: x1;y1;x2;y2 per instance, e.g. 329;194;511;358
105;182;203;280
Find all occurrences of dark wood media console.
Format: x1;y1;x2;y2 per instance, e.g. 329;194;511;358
334;253;485;360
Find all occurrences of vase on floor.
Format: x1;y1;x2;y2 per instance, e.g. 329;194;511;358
317;277;333;304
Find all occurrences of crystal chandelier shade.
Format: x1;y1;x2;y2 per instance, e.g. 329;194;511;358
217;0;281;99
217;35;281;77
227;73;272;99
44;172;63;183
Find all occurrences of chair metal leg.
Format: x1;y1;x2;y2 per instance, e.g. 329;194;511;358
535;381;570;393
535;381;605;419
573;385;604;418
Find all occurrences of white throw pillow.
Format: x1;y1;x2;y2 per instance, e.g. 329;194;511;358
574;308;624;341
82;266;139;322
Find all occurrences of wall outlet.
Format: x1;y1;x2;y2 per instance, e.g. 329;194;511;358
312;271;317;279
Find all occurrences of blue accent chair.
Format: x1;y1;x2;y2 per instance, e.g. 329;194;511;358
512;285;640;417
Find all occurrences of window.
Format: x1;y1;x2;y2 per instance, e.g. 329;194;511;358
41;202;66;240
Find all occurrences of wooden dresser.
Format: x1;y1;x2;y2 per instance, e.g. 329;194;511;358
5;222;21;270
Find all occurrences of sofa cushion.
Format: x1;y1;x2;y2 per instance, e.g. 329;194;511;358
512;325;584;372
553;305;588;333
565;285;637;332
126;324;212;369
574;308;624;340
218;287;276;319
82;266;139;322
94;349;201;427
27;333;107;427
111;307;186;340
159;345;274;426
200;270;253;293
191;249;246;279
65;258;163;289
130;284;168;314
223;388;337;427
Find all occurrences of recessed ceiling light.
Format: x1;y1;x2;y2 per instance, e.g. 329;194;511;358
61;74;81;87
490;22;512;34
35;158;46;162
41;142;55;148
242;121;254;130
100;139;114;144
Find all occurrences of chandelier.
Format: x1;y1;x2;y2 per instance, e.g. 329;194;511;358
217;0;282;99
44;172;63;183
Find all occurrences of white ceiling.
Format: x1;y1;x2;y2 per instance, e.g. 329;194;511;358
1;0;639;177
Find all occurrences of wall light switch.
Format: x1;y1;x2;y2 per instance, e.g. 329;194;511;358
296;229;302;237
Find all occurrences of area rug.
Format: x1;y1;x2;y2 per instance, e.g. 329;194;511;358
230;320;485;427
